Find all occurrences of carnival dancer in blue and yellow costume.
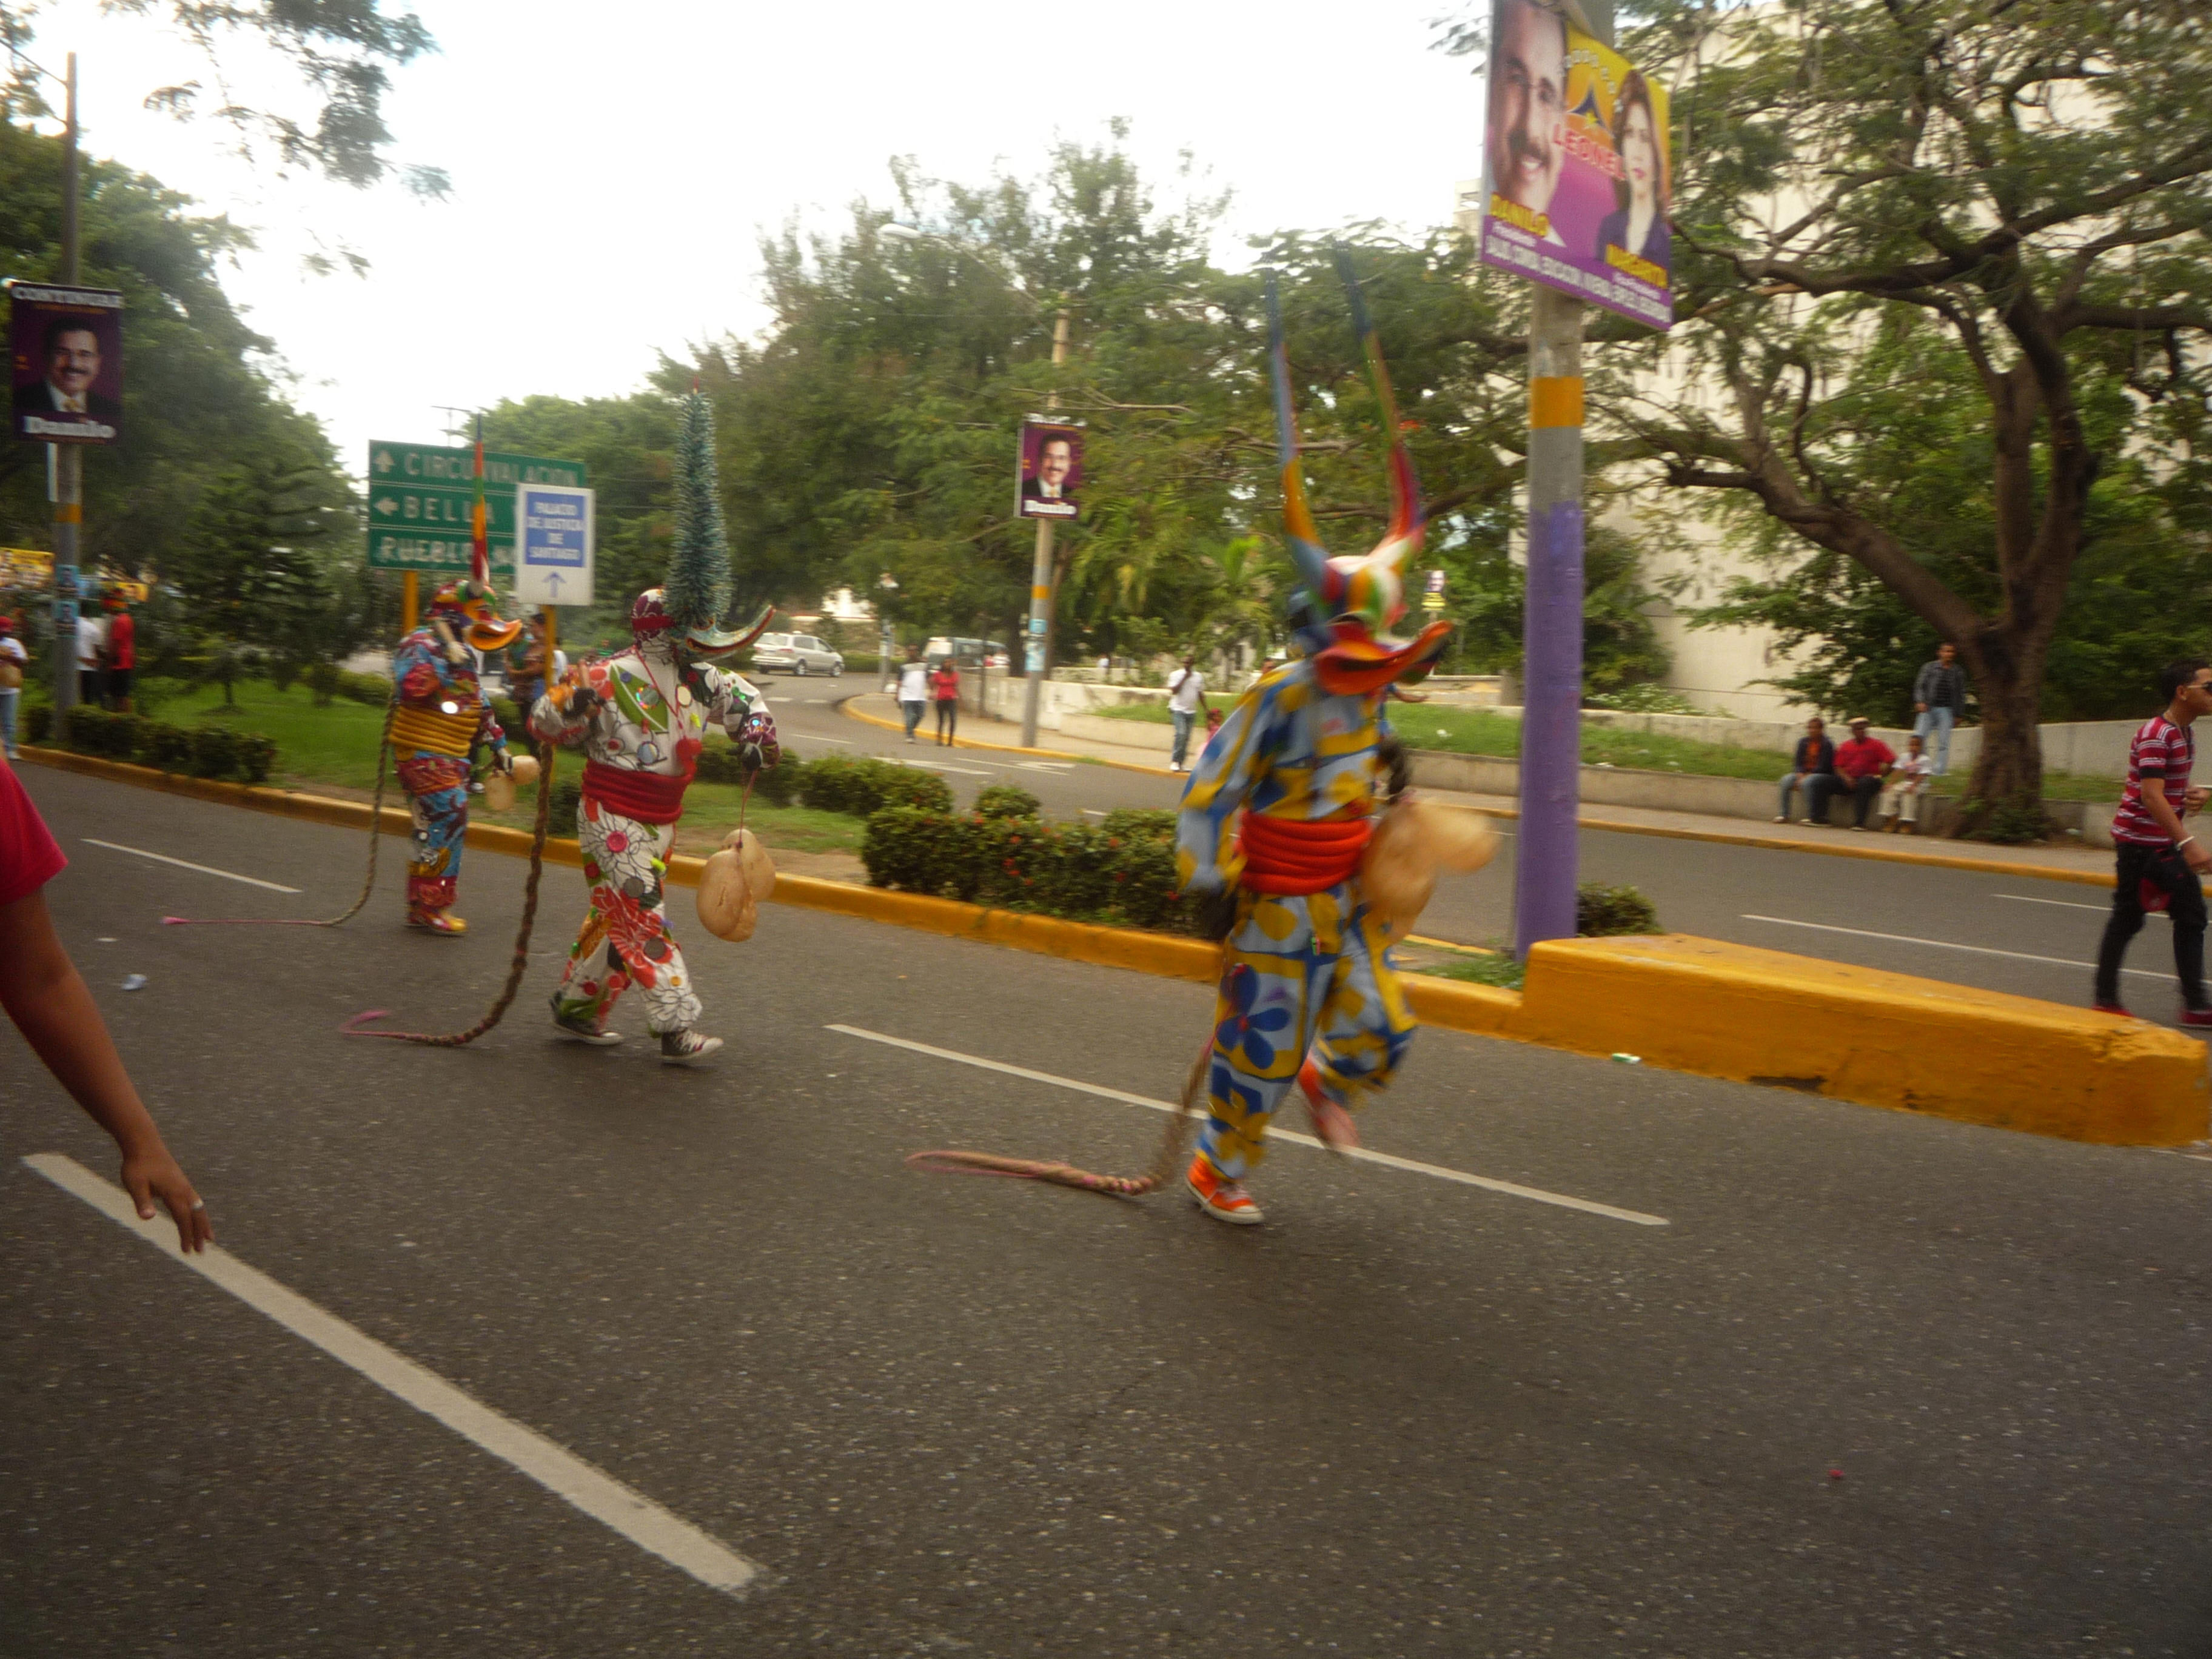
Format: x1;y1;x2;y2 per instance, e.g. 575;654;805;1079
390;575;522;936
1175;256;1453;1225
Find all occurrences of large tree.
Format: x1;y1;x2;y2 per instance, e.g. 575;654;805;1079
1605;0;2212;828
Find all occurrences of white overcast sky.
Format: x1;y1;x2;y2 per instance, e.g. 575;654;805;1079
25;0;1486;472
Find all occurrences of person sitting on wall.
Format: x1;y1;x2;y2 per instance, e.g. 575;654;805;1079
1824;716;1897;831
1775;716;1835;825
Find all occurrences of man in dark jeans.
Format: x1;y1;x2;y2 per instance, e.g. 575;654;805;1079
1823;716;1897;830
2094;658;2212;1025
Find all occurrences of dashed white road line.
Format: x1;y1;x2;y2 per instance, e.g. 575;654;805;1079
899;759;994;777
827;1024;1667;1227
1741;913;2166;978
22;1153;760;1597
1994;891;2149;916
82;839;301;893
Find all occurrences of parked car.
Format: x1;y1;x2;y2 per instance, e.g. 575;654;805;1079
750;632;845;677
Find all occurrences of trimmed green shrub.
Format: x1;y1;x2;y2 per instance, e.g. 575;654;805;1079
973;783;1041;820
1576;882;1661;937
801;752;953;817
23;704;51;746
338;669;394;706
548;777;581;839
140;722;198;772
1099;806;1176;842
862;808;1201;934
750;753;808;808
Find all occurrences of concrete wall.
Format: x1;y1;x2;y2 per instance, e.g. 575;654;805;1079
980;676;1169;729
1534;707;2139;782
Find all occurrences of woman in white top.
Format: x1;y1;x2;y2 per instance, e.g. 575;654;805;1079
0;617;26;757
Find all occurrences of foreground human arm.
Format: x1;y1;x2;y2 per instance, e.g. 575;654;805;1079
2139;773;2211;873
707;666;780;770
0;888;210;1251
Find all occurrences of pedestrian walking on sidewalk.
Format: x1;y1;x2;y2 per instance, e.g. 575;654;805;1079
930;656;960;745
1913;642;1968;775
896;646;929;743
1775;717;1835;824
1831;717;1896;830
1166;654;1212;773
2094;658;2212;1024
1879;734;1934;833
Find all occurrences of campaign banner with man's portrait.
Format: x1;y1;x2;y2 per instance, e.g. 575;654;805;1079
7;281;126;443
1478;0;1672;332
1015;420;1082;521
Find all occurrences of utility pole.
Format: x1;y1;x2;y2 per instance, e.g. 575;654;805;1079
1512;0;1610;957
48;52;81;719
1017;306;1071;749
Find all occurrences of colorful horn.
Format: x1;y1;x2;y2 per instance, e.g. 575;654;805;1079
1264;269;1339;608
1332;243;1424;571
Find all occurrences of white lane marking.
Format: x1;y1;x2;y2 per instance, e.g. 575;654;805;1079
1082;809;1107;817
1740;914;2166;979
827;1024;1667;1227
82;839;301;893
811;736;853;745
899;759;994;777
23;1153;760;1597
1016;762;1077;773
1994;891;2153;917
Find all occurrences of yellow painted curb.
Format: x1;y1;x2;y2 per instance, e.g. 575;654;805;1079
1511;934;2209;1147
25;742;2203;1145
836;696;1177;777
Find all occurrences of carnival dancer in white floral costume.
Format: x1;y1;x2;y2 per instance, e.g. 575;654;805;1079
528;390;777;1064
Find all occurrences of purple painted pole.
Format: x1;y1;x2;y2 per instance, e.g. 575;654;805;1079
1512;284;1586;956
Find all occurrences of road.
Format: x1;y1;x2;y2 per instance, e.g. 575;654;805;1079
765;672;2194;1026
5;763;2212;1656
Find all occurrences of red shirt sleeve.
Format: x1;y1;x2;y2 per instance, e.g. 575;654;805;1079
0;757;66;907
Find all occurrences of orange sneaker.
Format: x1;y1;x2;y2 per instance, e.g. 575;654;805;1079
406;905;467;937
1298;1056;1359;1152
1186;1155;1264;1225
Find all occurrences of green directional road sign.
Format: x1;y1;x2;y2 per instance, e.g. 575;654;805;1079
366;483;517;539
366;442;586;491
364;441;588;575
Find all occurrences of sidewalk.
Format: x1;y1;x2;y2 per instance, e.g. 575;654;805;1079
843;694;2131;890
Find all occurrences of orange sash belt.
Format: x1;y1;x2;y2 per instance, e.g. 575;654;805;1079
1237;812;1372;895
390;702;480;759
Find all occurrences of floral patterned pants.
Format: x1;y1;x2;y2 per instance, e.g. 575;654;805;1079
1196;882;1415;1181
549;800;703;1036
397;752;469;910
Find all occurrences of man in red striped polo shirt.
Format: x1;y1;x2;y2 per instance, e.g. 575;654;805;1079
2095;658;2212;1024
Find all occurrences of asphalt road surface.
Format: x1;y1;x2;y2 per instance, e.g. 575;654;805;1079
769;672;2197;1025
6;763;2212;1656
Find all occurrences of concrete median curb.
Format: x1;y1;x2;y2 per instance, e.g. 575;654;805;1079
23;743;2204;1146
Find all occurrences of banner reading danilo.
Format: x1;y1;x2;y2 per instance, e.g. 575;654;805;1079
1478;0;1672;332
6;280;125;444
1014;419;1082;521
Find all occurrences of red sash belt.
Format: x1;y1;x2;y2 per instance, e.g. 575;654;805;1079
1238;811;1372;895
581;759;693;825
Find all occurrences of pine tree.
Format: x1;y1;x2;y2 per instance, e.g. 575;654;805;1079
664;389;732;629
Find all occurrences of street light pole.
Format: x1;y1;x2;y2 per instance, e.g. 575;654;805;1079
1018;306;1070;749
49;51;81;720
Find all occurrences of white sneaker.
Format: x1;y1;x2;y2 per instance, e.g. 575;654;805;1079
660;1030;724;1065
1772;814;1788;823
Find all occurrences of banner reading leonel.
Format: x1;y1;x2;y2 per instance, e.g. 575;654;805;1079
1014;419;1082;521
1478;0;1672;332
5;280;126;443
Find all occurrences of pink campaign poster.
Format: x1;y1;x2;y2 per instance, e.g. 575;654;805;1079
1015;420;1082;521
1479;0;1673;331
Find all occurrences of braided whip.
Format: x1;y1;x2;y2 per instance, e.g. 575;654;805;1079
163;698;398;928
905;1026;1216;1199
340;741;555;1047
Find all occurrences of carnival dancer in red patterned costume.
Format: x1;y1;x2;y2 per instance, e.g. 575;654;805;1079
391;577;521;936
529;389;776;1064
